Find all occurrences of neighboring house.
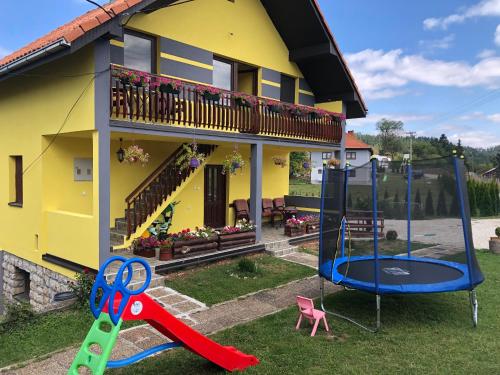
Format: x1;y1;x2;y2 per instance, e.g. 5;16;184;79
311;131;372;183
481;167;498;180
0;0;366;311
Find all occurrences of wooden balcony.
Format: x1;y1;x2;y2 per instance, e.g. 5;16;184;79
110;65;344;143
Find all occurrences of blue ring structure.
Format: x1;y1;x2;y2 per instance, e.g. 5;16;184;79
320;255;484;295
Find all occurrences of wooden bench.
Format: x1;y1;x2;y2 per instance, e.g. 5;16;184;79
346;210;385;239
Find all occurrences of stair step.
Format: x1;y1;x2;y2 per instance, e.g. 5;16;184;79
264;239;292;251
266;246;298;257
114;218;127;232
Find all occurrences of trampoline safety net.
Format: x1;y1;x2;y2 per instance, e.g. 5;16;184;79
319;156;484;295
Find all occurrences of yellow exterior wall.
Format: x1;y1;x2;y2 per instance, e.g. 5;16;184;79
0;46;96;277
128;0;304;77
316;101;343;113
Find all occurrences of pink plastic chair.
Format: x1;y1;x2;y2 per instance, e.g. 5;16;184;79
295;296;329;337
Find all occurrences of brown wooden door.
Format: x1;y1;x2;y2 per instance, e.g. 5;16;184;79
204;165;227;228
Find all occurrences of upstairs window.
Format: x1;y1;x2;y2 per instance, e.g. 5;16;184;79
280;74;296;104
124;31;156;73
213;57;234;91
9;155;23;207
346;151;357;160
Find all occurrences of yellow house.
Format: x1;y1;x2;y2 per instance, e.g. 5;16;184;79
0;0;366;311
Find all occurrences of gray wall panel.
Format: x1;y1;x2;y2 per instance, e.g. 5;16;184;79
110;45;124;65
160;37;213;65
160;58;213;84
262;83;281;100
299;93;315;106
299;78;313;92
262;68;281;84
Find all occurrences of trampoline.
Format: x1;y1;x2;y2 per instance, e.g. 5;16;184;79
318;155;484;332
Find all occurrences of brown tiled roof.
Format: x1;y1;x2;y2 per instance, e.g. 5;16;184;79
346;131;372;150
0;0;142;68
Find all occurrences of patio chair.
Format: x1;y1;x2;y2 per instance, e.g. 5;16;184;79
262;198;283;228
295;296;329;337
273;197;298;221
233;199;250;226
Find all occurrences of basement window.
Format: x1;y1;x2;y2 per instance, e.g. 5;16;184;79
13;267;31;303
8;155;23;207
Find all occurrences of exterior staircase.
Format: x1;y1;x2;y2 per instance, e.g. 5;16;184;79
110;143;218;248
264;238;298;257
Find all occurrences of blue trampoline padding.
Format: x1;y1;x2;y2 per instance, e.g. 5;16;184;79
320;255;483;294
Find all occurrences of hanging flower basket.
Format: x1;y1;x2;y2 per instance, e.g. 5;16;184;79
131;74;150;88
234;94;257;108
326;158;340;169
196;85;222;102
175;143;206;171
159;79;181;94
272;156;287;168
123;145;150;166
303;161;311;170
222;149;245;175
288;105;306;118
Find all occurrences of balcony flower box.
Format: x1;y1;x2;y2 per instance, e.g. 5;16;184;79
159;82;180;95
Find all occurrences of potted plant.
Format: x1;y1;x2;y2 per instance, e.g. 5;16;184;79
331;113;346;122
234;93;257;108
218;219;257;250
302;161;311;170
175;143;206;171
489;227;500;254
310;108;328;120
272;156;288;168
222;149;245;175
131;73;150;88
196;85;222;102
116;69;136;85
288;105;305;118
124;145;150;166
285;216;306;237
171;227;219;259
325;158;340;169
159;78;182;95
159;238;174;261
132;235;160;258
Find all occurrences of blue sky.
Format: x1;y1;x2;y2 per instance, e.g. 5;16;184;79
1;0;500;147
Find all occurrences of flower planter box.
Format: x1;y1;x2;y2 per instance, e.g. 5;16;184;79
306;222;320;234
489;237;500;254
173;235;219;259
285;225;306;237
133;247;156;258
218;231;256;250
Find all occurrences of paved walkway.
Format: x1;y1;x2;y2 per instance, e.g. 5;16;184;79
3;277;339;375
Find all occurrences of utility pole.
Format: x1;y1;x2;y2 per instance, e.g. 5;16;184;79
405;131;416;161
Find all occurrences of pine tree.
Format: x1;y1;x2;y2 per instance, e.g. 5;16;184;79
468;180;478;217
393;191;403;219
436;188;448;217
414;188;424;219
425;190;435;217
449;193;460;217
382;190;392;218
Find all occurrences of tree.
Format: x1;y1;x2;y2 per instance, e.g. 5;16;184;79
393;191;403;219
436;188;448;217
467;180;479;217
425;190;435;217
289;152;310;179
376;119;404;159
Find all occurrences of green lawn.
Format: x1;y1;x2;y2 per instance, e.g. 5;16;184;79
111;251;500;375
165;254;316;306
289;183;321;197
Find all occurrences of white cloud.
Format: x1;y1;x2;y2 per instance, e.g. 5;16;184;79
458;112;500;122
0;46;11;59
495;24;500;45
477;49;496;59
448;130;500;148
423;0;500;30
345;48;500;99
348;113;433;128
418;34;455;52
487;113;500;122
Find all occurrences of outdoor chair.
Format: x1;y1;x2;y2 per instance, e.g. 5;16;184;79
295;296;329;337
233;199;250;225
262;198;283;228
273;197;298;221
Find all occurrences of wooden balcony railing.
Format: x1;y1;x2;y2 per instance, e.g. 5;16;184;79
110;65;344;143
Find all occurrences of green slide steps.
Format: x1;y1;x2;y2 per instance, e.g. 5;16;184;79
68;312;123;375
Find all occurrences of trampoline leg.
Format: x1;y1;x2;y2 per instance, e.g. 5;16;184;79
376;295;381;331
469;290;478;328
319;278;380;333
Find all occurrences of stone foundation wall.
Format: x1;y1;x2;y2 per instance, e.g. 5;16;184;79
1;252;74;313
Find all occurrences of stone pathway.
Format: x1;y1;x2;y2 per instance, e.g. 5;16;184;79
3;277;339;375
280;252;318;269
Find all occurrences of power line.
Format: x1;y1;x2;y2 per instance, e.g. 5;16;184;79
84;0;114;19
22;70;106;175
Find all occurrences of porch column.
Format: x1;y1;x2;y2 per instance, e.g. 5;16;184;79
250;142;263;241
340;102;348;168
95;38;111;266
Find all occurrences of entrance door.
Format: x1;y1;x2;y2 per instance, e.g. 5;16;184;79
204;165;227;228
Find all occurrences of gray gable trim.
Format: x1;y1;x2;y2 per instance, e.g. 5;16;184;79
160;37;213;65
262;83;280;100
299;93;315;107
261;67;281;84
160;58;212;84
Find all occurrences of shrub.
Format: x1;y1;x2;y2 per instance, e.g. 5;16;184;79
436;188;448;217
237;258;258;274
496;227;500;238
67;269;96;308
0;301;35;332
386;230;398;241
425;190;435;217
